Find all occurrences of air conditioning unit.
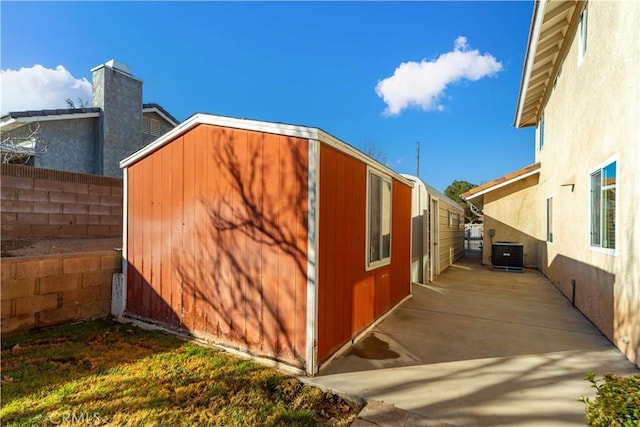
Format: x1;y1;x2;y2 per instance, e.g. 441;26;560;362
491;242;524;272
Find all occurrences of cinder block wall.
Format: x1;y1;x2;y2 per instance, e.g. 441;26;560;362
1;251;121;335
1;164;123;239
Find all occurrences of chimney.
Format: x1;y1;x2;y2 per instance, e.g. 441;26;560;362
91;60;142;177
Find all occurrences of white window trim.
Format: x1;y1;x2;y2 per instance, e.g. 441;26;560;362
538;112;545;151
546;195;554;244
365;166;393;271
588;154;618;256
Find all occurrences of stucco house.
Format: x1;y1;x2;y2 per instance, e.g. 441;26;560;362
0;60;178;177
462;0;639;367
115;113;413;375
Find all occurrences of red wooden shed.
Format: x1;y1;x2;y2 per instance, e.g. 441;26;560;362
116;113;413;375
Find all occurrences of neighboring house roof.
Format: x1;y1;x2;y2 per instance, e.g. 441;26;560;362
0;104;179;132
514;0;585;128
0;108;101;132
142;103;179;127
120;112;414;187
461;162;541;207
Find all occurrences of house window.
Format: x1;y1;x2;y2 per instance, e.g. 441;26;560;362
142;117;150;134
150;118;161;136
590;160;616;251
367;168;392;269
448;210;453;227
538;112;545;150
578;3;588;64
546;197;553;243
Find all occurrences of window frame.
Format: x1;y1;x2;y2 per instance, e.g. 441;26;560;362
589;156;618;255
365;166;393;271
546;196;554;243
538;112;545;151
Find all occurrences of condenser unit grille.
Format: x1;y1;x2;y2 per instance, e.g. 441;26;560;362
491;242;524;272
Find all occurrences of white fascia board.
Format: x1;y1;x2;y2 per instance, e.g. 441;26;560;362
0;112;99;129
515;0;547;128
464;169;541;202
120;113;322;168
142;107;179;127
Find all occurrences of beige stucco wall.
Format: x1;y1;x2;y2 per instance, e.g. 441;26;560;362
534;0;640;366
481;174;540;268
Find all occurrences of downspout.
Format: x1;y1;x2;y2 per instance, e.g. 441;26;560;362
305;138;319;375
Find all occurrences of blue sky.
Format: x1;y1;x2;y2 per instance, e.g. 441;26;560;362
1;1;536;192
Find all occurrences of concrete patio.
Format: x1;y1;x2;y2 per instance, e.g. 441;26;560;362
306;251;638;426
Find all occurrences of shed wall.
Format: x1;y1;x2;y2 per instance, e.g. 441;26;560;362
437;203;465;273
317;144;411;363
125;124;308;366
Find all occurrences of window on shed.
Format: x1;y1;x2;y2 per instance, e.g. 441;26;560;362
367;169;392;269
142;116;150;134
590;160;616;251
150;119;161;136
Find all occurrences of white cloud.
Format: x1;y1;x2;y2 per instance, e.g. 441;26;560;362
1;65;92;115
375;36;503;116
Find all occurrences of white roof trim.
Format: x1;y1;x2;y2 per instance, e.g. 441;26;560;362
142;106;179;127
0;112;100;129
120;113;413;187
401;174;463;210
515;0;547;128
464;168;540;201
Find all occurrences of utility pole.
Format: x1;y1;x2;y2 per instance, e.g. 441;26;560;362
416;141;420;177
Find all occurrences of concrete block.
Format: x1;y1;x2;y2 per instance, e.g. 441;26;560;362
17;189;49;202
1;261;15;281
59;225;89;238
30;225;63;238
110;206;123;215
111;186;123;197
1;212;18;224
63;255;101;274
33;201;62;214
76;215;100;225
63;288;99;306
1;277;37;299
1;314;36;334
101;253;122;271
89;205;111;215
82;270;115;288
88;225;110;237
17;213;49;225
1;200;34;213
15;293;59;315
1;224;32;239
88;184;111;195
39;305;81;326
34;178;62;192
100;215;122;225
100;194;121;207
108;225;122;236
49;214;76;225
81;299;111;318
39;274;81;294
49;191;77;203
61;182;89;194
2;175;33;190
63;204;89;214
15;258;61;279
1;187;17;201
77;193;101;205
1;299;14;319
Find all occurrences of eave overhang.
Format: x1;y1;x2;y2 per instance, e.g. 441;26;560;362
514;0;585;128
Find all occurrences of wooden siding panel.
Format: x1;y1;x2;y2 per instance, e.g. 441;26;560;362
125;124;308;367
317;145;412;363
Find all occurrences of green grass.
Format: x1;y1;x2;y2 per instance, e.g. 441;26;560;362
1;319;360;426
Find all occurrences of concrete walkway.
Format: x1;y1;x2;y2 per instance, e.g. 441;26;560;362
307;252;638;426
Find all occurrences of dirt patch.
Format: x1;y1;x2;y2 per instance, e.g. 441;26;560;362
1;237;122;258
